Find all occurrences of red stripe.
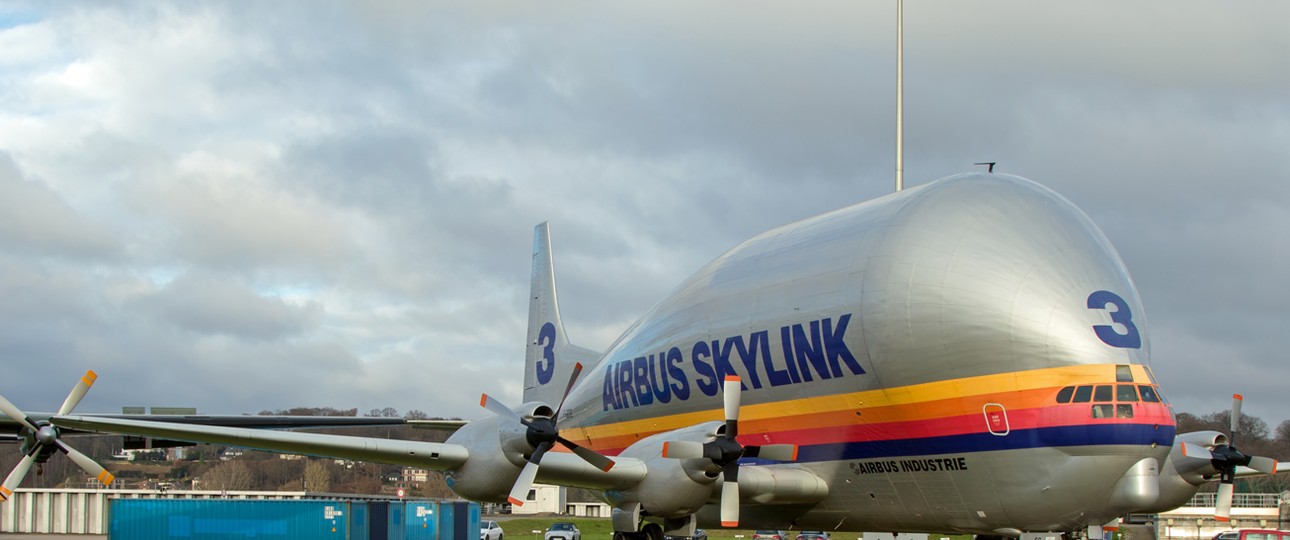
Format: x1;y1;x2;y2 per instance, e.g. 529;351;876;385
585;402;1174;455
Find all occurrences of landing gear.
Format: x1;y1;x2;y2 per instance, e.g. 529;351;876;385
642;523;664;540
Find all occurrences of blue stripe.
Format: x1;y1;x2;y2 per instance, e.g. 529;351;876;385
746;423;1176;464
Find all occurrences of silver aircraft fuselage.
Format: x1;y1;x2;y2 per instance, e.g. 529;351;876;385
556;173;1173;533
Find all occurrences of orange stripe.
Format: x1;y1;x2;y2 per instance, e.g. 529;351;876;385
574;364;1161;451
0;486;11;501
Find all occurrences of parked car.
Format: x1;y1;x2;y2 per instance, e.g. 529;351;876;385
795;532;830;540
754;531;789;540
1213;531;1290;540
545;522;581;540
481;520;504;540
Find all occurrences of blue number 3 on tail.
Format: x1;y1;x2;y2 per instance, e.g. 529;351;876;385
536;322;557;384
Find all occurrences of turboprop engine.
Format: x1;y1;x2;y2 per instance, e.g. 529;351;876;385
442;402;548;502
603;375;824;539
613;422;728;518
1144;395;1279;521
445;363;616;504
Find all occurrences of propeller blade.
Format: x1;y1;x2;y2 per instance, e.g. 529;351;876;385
1230;394;1243;444
0;394;38;431
1215;481;1234;522
507;442;550;506
662;441;705;460
1;454;37;503
553;362;584;418
1248;456;1278;475
722;376;742;424
746;444;798;462
479;394;521;423
57;370;98;416
55;441;115;486
1180;442;1214;460
720;478;740;527
557;436;614;472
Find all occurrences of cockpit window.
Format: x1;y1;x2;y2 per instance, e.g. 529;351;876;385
1072;385;1093;403
1093;385;1113;402
1056;387;1075;403
1139;385;1161;403
1091;404;1114;418
1116;365;1134;382
1116;404;1134;418
1116;385;1139;402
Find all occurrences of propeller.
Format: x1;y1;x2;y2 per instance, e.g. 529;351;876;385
478;362;615;507
1181;394;1278;521
1;371;115;503
661;375;798;527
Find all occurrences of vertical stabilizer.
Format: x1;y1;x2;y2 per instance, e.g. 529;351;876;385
524;222;601;406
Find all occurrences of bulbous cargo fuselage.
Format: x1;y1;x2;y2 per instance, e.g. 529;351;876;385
560;173;1173;533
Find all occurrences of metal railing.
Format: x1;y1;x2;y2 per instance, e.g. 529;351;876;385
1184;492;1281;508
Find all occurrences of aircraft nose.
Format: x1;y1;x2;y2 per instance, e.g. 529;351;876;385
860;173;1149;372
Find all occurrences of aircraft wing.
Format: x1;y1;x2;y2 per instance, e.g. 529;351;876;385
405;419;470;431
2;412;462;438
52;415;470;470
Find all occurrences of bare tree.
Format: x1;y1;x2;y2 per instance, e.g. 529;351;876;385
304;460;332;493
201;460;253;491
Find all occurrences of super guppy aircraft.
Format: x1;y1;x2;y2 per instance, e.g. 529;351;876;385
2;172;1283;540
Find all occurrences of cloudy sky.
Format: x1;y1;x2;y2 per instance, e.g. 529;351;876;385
1;2;1288;425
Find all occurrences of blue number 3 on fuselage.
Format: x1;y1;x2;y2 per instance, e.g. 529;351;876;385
1087;290;1141;349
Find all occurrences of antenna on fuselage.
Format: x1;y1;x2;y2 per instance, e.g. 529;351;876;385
895;0;904;192
974;162;996;173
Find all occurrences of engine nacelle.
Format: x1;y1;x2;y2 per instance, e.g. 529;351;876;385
1172;430;1226;480
1137;430;1227;513
443;402;554;502
614;421;724;518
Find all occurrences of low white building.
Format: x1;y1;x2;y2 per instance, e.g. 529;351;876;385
402;467;429;483
507;484;609;517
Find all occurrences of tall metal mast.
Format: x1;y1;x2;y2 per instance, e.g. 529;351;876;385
895;0;904;192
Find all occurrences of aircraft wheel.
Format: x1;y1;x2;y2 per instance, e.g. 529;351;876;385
642;523;664;540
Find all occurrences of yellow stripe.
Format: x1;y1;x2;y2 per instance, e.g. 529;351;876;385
582;363;1119;439
97;471;115;485
0;486;11;501
83;370;98;385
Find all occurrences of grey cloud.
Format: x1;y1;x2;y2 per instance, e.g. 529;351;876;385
140;273;319;341
2;1;1290;423
0;152;119;259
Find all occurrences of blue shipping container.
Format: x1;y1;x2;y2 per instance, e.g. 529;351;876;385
109;498;480;540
